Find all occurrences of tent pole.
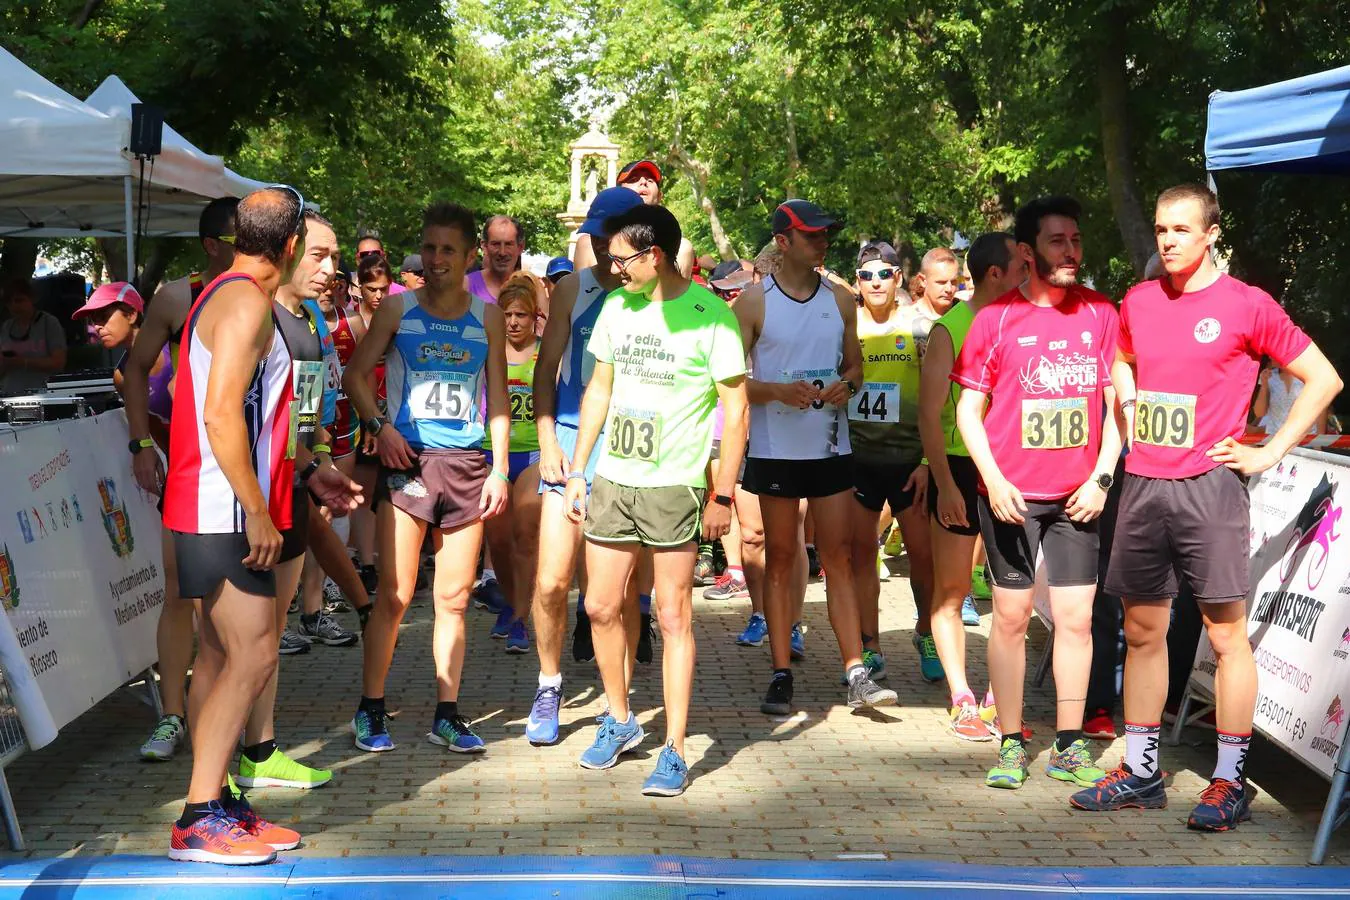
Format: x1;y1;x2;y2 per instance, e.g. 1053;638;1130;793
123;175;135;285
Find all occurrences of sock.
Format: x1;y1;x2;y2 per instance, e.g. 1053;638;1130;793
727;565;744;582
482;567;496;583
846;664;867;684
177;800;217;830
1056;729;1082;750
1124;722;1162;778
242;739;275;764
806;543;816;552
359;695;384;714
1214;731;1252;783
538;672;562;689
300;612;318;627
639;594;652;615
772;667;793;681
1001;731;1027;749
435;701;459;722
952;690;977;709
984;688;996;708
577;593;586;615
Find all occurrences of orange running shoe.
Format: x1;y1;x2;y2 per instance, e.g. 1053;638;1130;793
168;802;276;865
224;792;301;851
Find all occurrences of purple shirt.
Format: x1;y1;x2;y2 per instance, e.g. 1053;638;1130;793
466;270;498;304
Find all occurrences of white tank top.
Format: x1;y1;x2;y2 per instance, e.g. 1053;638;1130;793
748;275;851;459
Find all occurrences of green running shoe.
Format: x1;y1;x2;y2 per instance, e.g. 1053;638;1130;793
1046;737;1108;786
970;564;993;601
986;738;1029;790
236;748;332;790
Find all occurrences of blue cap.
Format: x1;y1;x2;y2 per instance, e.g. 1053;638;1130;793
578;186;644;237
545;257;574;281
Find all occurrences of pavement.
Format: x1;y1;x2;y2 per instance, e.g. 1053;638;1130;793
0;557;1345;866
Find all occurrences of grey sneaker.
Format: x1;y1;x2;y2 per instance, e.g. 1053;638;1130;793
847;671;898;709
279;628;312;655
140;713;185;760
299;612;359;647
322;578;350;614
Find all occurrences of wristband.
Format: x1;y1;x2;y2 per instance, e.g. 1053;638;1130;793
1120;399;1137;411
299;457;322;483
312;443;331;455
491;469;510;484
566;472;587;482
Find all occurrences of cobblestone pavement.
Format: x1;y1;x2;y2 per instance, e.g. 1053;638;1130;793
1;559;1345;866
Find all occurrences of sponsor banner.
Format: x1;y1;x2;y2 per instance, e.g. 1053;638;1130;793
1191;448;1350;779
0;412;163;745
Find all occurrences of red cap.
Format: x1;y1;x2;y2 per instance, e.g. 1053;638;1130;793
618;160;663;185
73;282;144;319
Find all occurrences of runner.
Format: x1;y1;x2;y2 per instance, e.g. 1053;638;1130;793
348;254;395;595
572;161;696;276
399;254;425;291
466;215;525;303
162;187;361;864
735;199;896;715
951;195;1120;791
344;201;510;755
526;185;646;746
124;196;238;761
483;272;545;653
1070;183;1342;829
846;241;939;686
563;202;748;796
918;232;1027;741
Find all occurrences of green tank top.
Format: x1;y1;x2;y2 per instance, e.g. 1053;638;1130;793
935;300;974;457
846;305;930;463
484;343;540;453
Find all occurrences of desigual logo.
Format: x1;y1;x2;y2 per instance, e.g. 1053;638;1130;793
1194;317;1221;343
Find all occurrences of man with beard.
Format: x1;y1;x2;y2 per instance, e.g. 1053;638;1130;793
952;196;1121;792
467;215;526;303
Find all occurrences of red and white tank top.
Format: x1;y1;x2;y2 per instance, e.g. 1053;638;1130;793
163;273;297;535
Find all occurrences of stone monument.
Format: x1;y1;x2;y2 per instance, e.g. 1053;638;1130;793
557;127;621;260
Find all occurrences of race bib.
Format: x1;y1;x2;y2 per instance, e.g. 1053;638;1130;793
287;360;325;459
509;384;534;424
408;371;473;421
324;353;343;396
848;381;900;423
781;367;836;412
1021;397;1088;450
1135;390;1197;449
607;408;661;462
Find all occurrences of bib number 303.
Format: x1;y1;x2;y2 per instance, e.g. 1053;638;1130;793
1135;390;1196;448
409;371;472;421
1021;397;1088;450
608;408;661;462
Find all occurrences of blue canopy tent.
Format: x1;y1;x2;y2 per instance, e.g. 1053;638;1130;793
1205;65;1350;175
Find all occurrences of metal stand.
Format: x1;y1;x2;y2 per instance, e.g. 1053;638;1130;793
1310;724;1350;865
1168;686;1216;746
143;666;163;718
0;764;22;851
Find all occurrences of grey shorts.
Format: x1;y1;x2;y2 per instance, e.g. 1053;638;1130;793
584;475;705;547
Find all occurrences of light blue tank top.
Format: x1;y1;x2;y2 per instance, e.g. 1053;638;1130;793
385;292;490;450
555;268;609;429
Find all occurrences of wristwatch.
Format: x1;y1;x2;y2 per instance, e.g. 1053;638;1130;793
842;379;858;397
712;493;733;508
364;417;385;437
127;437;154;455
299;457;322;483
1096;472;1115;491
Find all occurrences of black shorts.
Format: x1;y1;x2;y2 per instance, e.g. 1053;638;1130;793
928;454;981;537
742;455;853;499
853;458;923;514
1105;467;1249;603
977;495;1099;589
173;486;308;599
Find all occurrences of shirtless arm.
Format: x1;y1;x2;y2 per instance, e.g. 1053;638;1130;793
819;284;862;407
343;296;416;470
124;281;185;494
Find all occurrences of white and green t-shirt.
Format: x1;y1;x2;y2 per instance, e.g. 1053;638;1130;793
588;282;745;488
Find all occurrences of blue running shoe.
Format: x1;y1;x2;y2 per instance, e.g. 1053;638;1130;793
578;713;644;770
473;577;506;614
1186;778;1254;831
962;594;981;626
790;622;805;660
505;619;530;654
351;707;395;752
428;714;486;753
912;631;944;682
525;684;562;745
736;613;768;647
490;604;514;639
642;741;690;797
1069;764;1167;811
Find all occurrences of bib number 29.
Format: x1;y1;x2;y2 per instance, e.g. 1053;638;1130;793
608;410;660;462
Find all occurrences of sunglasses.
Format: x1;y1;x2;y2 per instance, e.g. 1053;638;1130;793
857;268;897;282
357;249;384;260
268;184;306;236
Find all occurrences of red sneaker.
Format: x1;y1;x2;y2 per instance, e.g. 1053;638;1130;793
1083;708;1118;740
224;793;301;851
168;803;276;865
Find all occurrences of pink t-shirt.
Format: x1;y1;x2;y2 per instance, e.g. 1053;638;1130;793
1120;274;1310;479
388;283;407;296
952;287;1119;501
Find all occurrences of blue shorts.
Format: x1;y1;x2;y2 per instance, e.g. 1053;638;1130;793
485;449;540;483
539;423;603;495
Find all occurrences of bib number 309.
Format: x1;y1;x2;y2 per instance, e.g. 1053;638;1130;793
409;371;472;421
608;409;661;462
1135;390;1196;448
1021;397;1088;449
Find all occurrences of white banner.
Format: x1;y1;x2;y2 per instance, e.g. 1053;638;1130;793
1190;448;1350;780
0;411;164;746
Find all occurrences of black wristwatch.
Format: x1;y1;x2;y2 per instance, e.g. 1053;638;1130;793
1096;472;1115;491
299;457;322;484
128;437;154;455
842;379;858;397
364;416;385;437
712;493;733;508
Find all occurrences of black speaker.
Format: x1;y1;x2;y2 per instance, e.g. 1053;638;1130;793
130;103;164;157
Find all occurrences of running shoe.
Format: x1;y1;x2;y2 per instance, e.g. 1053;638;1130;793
1083;708;1118;740
1186;778;1253;831
760;670;793;716
736;613;768;647
473;577;506;614
525;684;562;745
572;605;594;662
703;572;748;601
505;619;530;654
637;611;654;664
351;707;395;752
578;713;644;769
168;801;275;865
428;714;486;753
642;741;690;797
222;789;301;851
141;713;186;761
298;611;359;647
970;564;993;601
986;738;1030;789
1068;764;1167;811
846;671;897;709
1047;738;1108;786
806;545;822;579
322;578;350;614
693;551;717;586
912;631;943;682
883;523;904;557
979;700;1033;741
279;628;311;655
236;748;332;790
863;648;887;681
949;702;994;742
490;604;514;639
961;594;981;626
790;622;805;660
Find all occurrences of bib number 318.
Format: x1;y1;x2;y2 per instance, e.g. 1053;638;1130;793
1021;397;1088;449
608;409;661;462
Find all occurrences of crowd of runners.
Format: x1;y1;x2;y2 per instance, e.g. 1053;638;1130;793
89;161;1342;864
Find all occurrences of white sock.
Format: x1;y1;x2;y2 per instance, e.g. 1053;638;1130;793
482;567;496;582
1213;731;1251;783
538;672;562;689
1124;722;1162;778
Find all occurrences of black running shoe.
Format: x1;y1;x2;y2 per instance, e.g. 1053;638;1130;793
1069;764;1167;811
636;612;654;664
760;671;793;716
572;605;595;662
